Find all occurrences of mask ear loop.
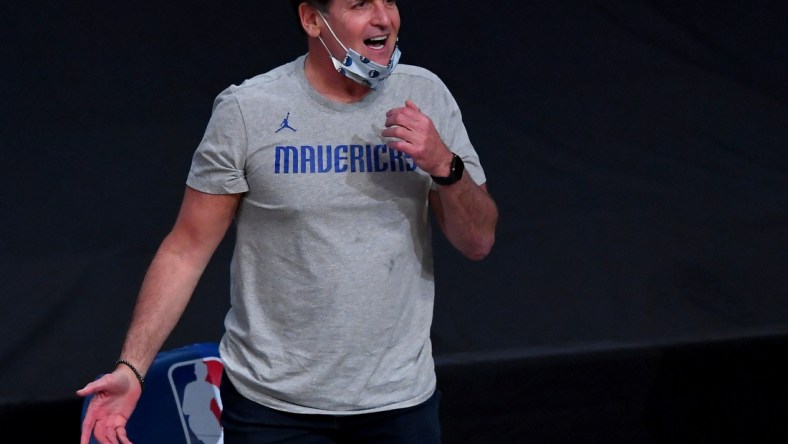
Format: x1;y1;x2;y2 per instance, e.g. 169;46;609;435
317;11;349;54
317;35;335;60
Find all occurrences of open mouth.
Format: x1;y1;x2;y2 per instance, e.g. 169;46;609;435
363;35;387;50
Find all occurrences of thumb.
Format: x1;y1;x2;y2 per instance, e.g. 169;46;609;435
76;376;107;396
76;384;95;397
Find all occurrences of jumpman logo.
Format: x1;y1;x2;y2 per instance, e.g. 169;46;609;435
276;112;297;133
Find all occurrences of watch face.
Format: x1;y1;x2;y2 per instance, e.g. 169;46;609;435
431;153;464;186
453;154;465;179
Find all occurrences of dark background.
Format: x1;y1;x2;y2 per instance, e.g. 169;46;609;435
2;1;787;442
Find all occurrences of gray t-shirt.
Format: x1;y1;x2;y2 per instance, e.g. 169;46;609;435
187;54;486;414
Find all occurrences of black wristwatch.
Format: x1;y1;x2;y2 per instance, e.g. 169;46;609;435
431;153;464;186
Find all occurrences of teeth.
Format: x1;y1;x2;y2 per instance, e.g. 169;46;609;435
364;35;387;50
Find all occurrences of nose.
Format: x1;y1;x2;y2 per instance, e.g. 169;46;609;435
370;1;393;28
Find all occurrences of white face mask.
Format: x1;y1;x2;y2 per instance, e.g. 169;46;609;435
317;11;401;89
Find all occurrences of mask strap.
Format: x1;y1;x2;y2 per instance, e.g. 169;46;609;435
317;36;334;60
317;11;349;53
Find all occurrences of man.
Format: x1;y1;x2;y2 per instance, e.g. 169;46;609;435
78;1;498;442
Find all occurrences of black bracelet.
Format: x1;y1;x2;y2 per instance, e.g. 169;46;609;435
115;359;145;392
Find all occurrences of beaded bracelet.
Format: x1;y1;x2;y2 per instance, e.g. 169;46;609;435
115;359;145;392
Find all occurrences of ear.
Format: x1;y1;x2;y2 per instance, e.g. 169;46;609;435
298;3;323;38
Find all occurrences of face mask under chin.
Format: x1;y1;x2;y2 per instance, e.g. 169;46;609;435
317;11;401;89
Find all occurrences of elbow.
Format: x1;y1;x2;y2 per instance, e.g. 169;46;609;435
465;209;498;261
464;232;496;261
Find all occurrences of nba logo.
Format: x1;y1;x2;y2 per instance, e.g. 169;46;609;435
168;357;225;444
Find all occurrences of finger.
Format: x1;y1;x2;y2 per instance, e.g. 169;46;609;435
383;113;397;128
384;114;412;132
386;139;407;153
117;427;133;444
105;425;120;444
80;416;96;444
92;417;104;443
405;99;420;112
79;373;114;396
385;106;403;118
77;380;102;397
77;386;99;397
382;126;409;142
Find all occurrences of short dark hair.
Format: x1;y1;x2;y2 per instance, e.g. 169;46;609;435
289;0;331;34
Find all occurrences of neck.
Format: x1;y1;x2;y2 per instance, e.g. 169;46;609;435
304;45;372;103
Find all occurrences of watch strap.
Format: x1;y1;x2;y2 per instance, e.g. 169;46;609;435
431;153;464;186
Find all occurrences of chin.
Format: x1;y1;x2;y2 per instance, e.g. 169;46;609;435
368;48;393;65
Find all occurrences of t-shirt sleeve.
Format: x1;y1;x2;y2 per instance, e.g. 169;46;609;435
186;88;250;195
432;82;487;189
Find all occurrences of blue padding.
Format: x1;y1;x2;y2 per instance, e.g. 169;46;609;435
81;342;224;444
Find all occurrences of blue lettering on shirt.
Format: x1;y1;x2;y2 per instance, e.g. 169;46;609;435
275;144;417;174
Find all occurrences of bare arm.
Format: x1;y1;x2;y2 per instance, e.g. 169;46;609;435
384;100;498;260
429;178;497;261
77;186;240;444
118;187;240;374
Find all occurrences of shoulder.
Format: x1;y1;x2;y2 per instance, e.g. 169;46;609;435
389;63;447;89
216;56;303;102
386;63;460;112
